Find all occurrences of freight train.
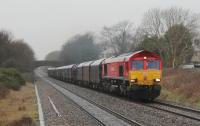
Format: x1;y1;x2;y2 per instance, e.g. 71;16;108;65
47;50;162;101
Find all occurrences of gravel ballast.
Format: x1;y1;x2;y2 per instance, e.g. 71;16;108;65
36;77;101;126
46;75;200;126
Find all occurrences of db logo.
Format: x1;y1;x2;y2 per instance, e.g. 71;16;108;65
143;72;148;80
143;72;148;76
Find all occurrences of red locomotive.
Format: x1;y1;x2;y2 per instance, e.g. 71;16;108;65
48;50;162;100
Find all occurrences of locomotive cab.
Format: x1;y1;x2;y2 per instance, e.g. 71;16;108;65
128;52;162;100
101;50;162;100
130;59;161;85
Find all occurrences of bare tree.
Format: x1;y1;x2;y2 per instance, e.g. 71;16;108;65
141;8;164;37
162;7;200;32
162;7;199;67
194;39;200;50
141;7;200;37
164;24;193;68
101;21;135;55
139;7;200;68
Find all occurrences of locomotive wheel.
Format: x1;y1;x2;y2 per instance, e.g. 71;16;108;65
119;85;127;96
142;98;153;102
107;84;112;93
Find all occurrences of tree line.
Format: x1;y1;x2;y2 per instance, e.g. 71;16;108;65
0;31;35;72
46;7;200;68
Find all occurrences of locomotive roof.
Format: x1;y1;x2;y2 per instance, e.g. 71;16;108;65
91;58;105;66
103;50;160;64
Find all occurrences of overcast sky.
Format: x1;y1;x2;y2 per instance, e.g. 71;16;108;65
0;0;199;60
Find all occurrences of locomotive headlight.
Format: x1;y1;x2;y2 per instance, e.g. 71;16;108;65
130;79;137;83
131;79;135;82
155;78;160;82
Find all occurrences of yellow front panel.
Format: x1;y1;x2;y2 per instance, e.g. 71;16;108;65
129;70;161;85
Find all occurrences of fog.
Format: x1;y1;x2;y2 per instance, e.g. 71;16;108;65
0;0;199;60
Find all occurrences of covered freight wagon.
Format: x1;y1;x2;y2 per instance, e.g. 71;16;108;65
76;62;84;84
61;64;77;82
82;61;93;85
90;58;105;88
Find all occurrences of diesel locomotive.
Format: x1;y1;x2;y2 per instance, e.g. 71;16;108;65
47;50;162;100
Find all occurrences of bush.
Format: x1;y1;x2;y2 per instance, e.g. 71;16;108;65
0;68;25;90
21;72;35;83
162;69;200;104
0;84;9;99
7;117;35;126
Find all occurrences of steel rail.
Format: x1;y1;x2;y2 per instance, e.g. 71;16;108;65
48;77;143;126
143;102;200;122
154;101;200;114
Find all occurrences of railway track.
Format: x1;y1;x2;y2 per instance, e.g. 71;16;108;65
48;76;200;123
143;101;200;122
69;89;142;125
70;87;143;126
39;70;200;125
41;75;143;126
154;101;200;114
48;76;200;124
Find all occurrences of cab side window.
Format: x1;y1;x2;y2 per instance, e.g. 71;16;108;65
119;65;123;76
104;64;107;76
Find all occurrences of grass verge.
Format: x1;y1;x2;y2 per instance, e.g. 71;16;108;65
0;83;38;126
159;69;200;108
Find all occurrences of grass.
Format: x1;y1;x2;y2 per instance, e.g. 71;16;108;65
159;68;200;108
21;72;35;83
0;83;38;126
0;68;25;91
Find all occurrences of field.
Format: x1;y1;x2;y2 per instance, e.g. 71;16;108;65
0;83;38;126
159;68;200;108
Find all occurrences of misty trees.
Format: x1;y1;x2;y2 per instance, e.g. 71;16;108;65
101;21;135;55
7;40;35;71
0;31;35;72
138;7;199;68
45;51;60;61
45;6;199;68
60;33;100;64
0;31;12;66
137;36;165;54
50;21;136;62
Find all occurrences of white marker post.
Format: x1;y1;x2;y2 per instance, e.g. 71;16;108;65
48;97;62;117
